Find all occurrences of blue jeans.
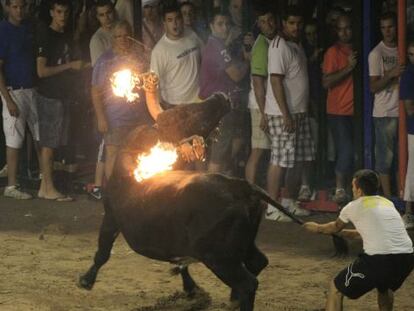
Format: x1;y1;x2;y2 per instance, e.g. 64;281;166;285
328;115;354;174
374;117;398;174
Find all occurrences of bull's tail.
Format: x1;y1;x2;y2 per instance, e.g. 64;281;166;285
250;184;304;225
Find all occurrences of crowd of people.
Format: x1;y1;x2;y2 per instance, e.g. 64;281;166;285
0;0;414;223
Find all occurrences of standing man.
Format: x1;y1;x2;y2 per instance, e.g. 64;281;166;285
245;6;276;184
304;169;414;311
0;0;38;199
150;3;203;107
265;6;313;221
36;0;87;201
322;14;357;205
369;12;404;198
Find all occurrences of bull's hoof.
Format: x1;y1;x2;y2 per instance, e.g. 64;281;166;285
78;273;96;290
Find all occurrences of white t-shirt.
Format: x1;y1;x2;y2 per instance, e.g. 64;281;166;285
368;41;399;117
265;35;309;116
89;27;112;67
339;196;413;255
115;0;134;32
150;29;202;105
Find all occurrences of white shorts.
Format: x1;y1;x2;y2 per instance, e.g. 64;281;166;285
1;88;39;148
404;134;414;201
250;108;270;149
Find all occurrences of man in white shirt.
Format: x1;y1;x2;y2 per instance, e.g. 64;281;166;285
150;3;203;107
368;12;405;198
265;6;314;221
90;0;115;67
304;169;414;311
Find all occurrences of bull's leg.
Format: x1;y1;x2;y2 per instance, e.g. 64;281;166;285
78;208;119;290
179;265;198;296
205;260;258;311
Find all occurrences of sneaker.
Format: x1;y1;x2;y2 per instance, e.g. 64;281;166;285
4;185;32;200
89;186;102;200
333;188;348;205
402;214;414;230
288;201;311;216
265;205;292;222
298;185;312;201
0;164;7;178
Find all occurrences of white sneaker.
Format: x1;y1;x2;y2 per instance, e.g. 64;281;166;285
288;201;311;216
402;214;414;230
4;185;33;200
298;185;312;201
333;188;348;204
265;205;292;222
0;164;7;177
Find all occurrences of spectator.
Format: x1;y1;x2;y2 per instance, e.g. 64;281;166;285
322;14;357;205
304;169;414;311
36;0;87;201
150;3;203;107
245;6;276;184
0;0;39;199
114;0;133;33
89;0;115;67
179;1;207;42
92;20;154;179
141;0;163;50
199;8;249;174
265;6;314;221
400;41;414;230
369;12;403;198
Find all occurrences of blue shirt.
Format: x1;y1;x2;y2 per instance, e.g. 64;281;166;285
0;20;34;88
399;63;414;134
92;50;152;129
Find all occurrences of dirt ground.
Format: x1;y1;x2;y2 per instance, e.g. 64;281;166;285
0;193;413;311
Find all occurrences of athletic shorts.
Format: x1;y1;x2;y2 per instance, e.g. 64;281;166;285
334;253;414;299
268;113;315;168
1;88;39;148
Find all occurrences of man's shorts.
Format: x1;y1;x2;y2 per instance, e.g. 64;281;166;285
104;125;136;146
1;88;39;148
37;94;70;149
268;113;315;168
374;117;398;174
250;108;270;149
334;253;414;299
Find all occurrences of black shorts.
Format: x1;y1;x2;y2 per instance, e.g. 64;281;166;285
334;253;414;299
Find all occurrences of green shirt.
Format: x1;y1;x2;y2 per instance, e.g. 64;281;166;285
249;34;269;109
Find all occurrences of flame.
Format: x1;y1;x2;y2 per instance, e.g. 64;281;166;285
111;69;141;102
134;142;178;182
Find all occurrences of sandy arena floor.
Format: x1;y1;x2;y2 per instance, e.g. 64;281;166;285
0;194;413;311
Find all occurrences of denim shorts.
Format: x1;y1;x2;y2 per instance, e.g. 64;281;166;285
328;115;354;174
373;117;398;174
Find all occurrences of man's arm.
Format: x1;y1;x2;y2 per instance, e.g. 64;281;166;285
303;218;347;234
322;51;357;89
0;59;19;117
252;75;268;132
369;65;405;93
404;99;414;116
36;57;84;78
225;62;249;83
270;74;294;132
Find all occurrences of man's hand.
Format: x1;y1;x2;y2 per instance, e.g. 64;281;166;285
260;114;269;133
282;114;295;132
142;72;159;93
191;136;205;160
97;116;108;133
303;222;320;233
70;60;89;71
348;51;358;70
387;64;405;79
6;99;19;117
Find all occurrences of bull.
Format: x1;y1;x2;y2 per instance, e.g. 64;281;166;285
78;93;310;310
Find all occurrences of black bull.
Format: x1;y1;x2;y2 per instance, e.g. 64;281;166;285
78;93;291;310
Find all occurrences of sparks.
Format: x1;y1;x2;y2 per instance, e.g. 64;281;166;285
133;142;178;182
111;69;141;102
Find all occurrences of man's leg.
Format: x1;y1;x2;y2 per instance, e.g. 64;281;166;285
377;290;393;311
6;146;19;186
266;163;285;201
379;174;392;198
104;145;118;180
326;280;344;311
245;148;265;184
38;146;67;198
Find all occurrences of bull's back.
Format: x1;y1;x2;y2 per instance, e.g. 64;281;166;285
106;171;263;262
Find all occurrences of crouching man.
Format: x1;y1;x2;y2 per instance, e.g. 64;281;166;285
304;169;414;311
